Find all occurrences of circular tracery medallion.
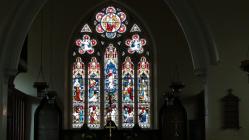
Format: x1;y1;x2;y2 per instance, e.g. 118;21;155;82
95;6;127;39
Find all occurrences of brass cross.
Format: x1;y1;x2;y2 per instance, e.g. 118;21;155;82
105;121;116;140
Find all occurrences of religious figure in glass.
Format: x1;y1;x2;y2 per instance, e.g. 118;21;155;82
73;105;84;128
88;104;100;128
75;34;97;54
105;103;118;125
138;57;150;128
88;57;101;128
125;34;146;54
95;6;127;39
122;104;134;128
88;57;100;103
72;57;85;127
138;104;150;128
104;44;118;101
104;44;119;125
122;57;134;103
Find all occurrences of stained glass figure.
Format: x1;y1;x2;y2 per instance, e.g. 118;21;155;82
88;57;101;128
122;57;134;128
81;24;92;33
72;57;85;102
138;57;150;128
138;103;150;128
122;57;134;103
95;6;127;39
88;104;100;128
73;105;84;128
122;103;134;128
88;78;99;102
130;24;141;32
88;57;100;103
104;44;118;125
125;34;146;54
75;35;97;54
72;57;85;128
105;103;118;125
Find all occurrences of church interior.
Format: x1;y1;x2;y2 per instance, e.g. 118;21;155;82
0;0;249;140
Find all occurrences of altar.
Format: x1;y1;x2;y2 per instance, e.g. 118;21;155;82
62;128;159;140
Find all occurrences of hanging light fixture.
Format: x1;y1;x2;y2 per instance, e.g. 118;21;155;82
33;10;49;98
159;65;187;140
170;65;185;95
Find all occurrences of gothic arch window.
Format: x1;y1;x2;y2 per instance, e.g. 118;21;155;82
71;3;153;129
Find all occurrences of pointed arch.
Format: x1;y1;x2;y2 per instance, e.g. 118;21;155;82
69;2;154;129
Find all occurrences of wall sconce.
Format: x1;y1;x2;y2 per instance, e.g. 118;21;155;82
240;47;249;81
221;89;240;129
240;60;249;75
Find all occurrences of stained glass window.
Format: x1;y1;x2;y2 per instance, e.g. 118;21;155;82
72;57;85;128
88;57;101;128
138;57;150;128
125;34;146;54
122;57;134;128
71;4;152;129
75;34;97;54
104;44;119;125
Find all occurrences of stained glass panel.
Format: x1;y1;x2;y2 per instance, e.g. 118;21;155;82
125;34;146;54
122;103;134;128
75;35;97;54
81;24;92;33
130;24;141;32
137;57;150;128
88;57;101;128
104;103;118;125
122;57;134;128
72;57;85;128
95;6;127;39
73;105;84;128
88;104;100;128
138;103;150;128
104;44;119;125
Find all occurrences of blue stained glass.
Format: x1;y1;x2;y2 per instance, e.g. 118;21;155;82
122;73;134;102
122;103;134;128
137;57;150;128
138;103;150;128
138;73;150;103
104;44;119;125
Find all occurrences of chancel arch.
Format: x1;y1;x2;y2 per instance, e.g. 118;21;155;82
0;0;220;139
